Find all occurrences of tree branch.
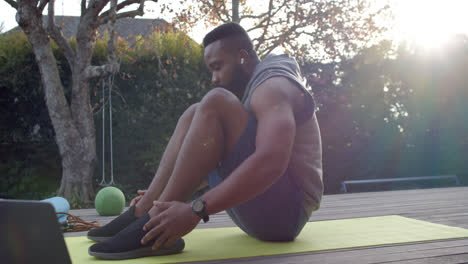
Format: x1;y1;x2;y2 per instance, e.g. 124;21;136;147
81;0;86;15
100;0;140;18
232;0;239;23
4;0;18;9
240;0;274;24
98;9;142;25
99;0;158;22
254;0;274;51
239;12;269;21
248;0;289;51
38;0;49;12
106;0;117;63
220;0;231;22
46;0;75;66
98;0;149;26
203;0;230;23
248;19;282;33
257;0;288;26
85;0;111;20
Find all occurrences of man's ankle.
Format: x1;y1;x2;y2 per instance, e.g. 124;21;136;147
134;203;151;217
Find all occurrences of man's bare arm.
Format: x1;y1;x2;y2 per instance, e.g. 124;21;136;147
200;77;301;215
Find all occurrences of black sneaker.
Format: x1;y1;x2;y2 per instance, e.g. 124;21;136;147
88;213;185;259
87;205;138;242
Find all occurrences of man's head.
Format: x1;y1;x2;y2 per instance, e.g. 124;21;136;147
203;23;259;99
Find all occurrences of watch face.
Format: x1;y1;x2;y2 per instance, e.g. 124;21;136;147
193;199;204;212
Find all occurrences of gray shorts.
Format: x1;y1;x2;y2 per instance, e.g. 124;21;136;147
207;114;309;241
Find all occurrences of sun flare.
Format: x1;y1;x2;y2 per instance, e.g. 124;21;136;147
391;0;468;50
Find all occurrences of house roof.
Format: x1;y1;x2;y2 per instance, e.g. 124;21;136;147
7;16;171;40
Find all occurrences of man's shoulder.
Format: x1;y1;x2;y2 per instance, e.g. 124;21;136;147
260;54;298;68
243;54;303;106
253;54;305;91
255;76;296;92
250;54;301;85
250;76;302;110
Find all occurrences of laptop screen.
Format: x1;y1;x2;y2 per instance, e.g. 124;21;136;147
0;200;72;264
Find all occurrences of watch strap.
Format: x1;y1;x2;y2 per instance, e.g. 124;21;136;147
192;198;209;223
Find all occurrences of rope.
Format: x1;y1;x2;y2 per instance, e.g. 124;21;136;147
100;78;107;186
108;74;115;185
57;212;101;232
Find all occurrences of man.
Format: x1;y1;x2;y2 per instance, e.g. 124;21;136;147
88;22;323;260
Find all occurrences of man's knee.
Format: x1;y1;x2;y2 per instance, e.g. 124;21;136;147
197;88;249;154
178;103;199;124
199;88;240;112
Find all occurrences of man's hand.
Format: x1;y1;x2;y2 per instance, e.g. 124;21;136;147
130;190;146;206
141;201;200;250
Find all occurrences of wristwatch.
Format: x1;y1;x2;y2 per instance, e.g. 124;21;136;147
191;198;209;223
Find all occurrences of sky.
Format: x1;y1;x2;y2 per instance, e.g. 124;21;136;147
1;0;468;49
389;0;468;50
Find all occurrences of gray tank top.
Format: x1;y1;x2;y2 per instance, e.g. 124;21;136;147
242;54;324;215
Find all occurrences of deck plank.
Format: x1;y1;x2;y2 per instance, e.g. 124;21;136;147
379;253;468;264
193;240;468;264
65;186;468;263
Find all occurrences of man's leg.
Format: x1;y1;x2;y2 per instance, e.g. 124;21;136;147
152;88;249;204
88;103;201;241
134;103;199;217
89;88;248;236
138;87;249;215
88;88;250;258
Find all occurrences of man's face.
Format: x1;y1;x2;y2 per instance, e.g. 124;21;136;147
204;40;249;98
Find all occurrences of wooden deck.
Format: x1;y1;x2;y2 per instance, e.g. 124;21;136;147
66;186;468;263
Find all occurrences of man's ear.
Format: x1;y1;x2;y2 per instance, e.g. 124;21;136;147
238;49;249;65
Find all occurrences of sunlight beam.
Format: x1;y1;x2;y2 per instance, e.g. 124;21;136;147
391;0;468;51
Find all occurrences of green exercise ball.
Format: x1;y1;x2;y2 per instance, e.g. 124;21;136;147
95;186;126;216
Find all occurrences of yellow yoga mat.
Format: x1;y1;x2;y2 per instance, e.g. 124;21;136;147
65;215;468;263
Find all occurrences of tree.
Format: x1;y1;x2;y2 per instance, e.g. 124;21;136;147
162;0;391;61
313;36;468;192
0;30;210;200
4;0;156;203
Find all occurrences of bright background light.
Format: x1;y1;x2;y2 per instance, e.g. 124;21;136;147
1;0;468;50
389;0;468;50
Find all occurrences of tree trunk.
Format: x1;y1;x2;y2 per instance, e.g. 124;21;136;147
16;2;95;204
232;0;240;23
59;17;99;205
12;0;151;205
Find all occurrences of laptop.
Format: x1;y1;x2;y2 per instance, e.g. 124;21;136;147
0;200;72;264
